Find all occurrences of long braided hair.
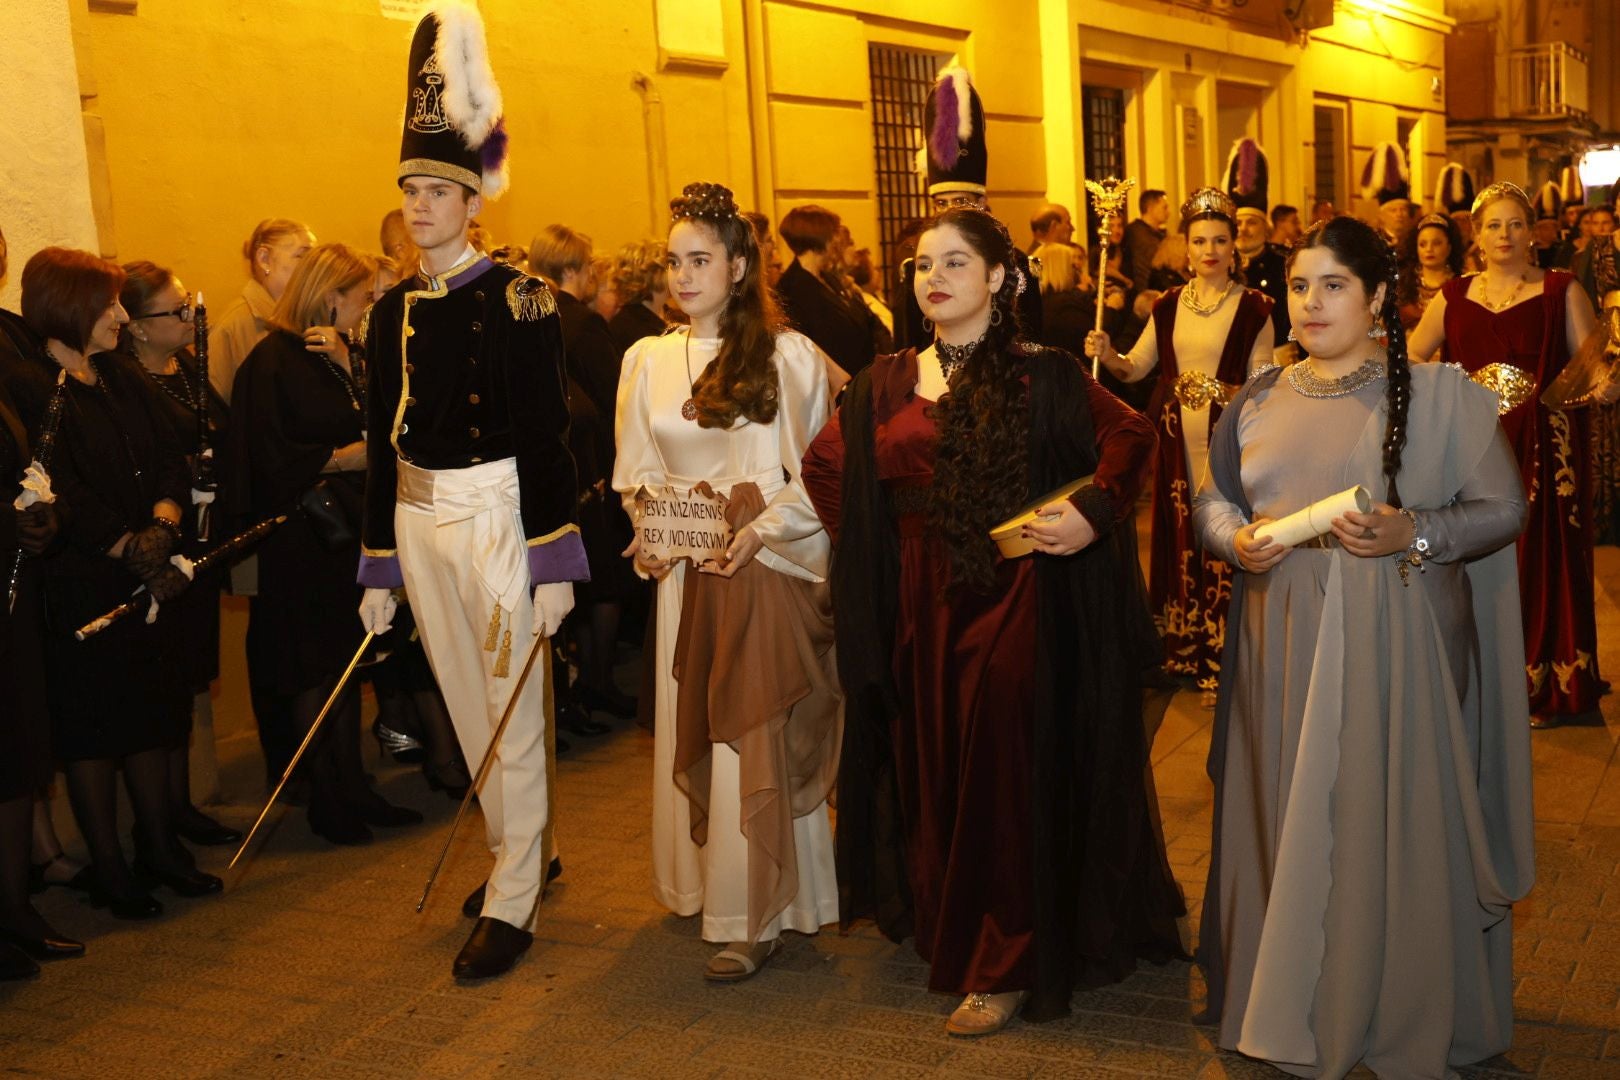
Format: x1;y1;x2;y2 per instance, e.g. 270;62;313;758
1287;215;1411;506
924;207;1034;591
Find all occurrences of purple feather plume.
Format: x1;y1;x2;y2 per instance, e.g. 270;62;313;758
480;116;508;172
1236;140;1259;195
930;77;960;168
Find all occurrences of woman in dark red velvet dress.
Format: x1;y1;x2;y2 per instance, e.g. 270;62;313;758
1410;181;1602;725
802;208;1186;1037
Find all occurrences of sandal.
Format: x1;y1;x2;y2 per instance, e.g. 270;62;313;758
704;937;782;982
945;991;1026;1037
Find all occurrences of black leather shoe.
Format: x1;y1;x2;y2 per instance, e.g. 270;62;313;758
462;881;486;918
28;857;94;895
348;795;423;829
461;858;562;919
89;886;163;920
0;942;39;981
0;924;86;961
308;804;372;846
133;860;224;898
558;702;611;737
174;808;243;847
579;684;638;720
453;916;532;980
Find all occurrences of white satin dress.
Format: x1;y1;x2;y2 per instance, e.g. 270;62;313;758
613;327;840;943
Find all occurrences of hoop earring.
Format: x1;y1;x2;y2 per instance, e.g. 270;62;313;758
989;303;1003;327
921;316;934;334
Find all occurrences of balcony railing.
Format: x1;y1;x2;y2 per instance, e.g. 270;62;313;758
1507;42;1589;120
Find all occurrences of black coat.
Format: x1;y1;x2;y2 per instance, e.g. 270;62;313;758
607;301;668;357
777;261;880;377
229;329;365;695
39;352;191;759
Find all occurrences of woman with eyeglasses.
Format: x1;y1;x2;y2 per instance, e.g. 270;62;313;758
21;248;220;918
115;262;239;851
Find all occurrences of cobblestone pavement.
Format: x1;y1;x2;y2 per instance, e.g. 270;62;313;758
5;547;1620;1079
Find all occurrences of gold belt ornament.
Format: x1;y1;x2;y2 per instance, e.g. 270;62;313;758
1471;362;1536;415
1173;371;1238;411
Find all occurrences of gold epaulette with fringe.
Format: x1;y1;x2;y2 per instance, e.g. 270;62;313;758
507;275;557;322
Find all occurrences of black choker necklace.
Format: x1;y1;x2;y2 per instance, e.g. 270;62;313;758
936;334;986;380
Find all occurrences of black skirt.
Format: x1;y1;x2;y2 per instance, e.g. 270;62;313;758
43;556;190;761
0;566;53;799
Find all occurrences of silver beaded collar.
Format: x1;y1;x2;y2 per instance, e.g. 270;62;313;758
1286;357;1387;399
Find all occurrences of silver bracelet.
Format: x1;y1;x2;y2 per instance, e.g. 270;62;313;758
1393;506;1429;586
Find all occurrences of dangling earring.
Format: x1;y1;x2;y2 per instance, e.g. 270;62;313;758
1366;321;1383;339
988;302;1003;327
1286;327;1296;342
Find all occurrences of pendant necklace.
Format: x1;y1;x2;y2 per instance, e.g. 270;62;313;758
1287;355;1387;398
936;332;986;381
681;330;701;421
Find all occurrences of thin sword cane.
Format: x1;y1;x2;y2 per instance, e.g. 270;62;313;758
228;632;375;870
416;632;549;913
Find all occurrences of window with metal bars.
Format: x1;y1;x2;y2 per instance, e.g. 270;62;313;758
868;44;947;309
1314;102;1345;210
1082;85;1126;182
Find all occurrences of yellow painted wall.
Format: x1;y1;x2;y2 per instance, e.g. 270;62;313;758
79;0;754;306
1075;0;1451;228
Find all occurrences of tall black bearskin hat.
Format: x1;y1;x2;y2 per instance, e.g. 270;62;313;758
1360;141;1411;205
917;66;988;198
397;1;509;199
1559;165;1585;207
1433;163;1475;215
1532;181;1564;222
1223;138;1270;213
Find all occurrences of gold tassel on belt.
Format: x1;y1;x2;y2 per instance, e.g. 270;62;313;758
494;629;513;678
484;601;502;652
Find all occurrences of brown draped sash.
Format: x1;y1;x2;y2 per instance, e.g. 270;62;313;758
670;482;842;944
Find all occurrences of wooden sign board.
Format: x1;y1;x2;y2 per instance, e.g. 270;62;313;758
635;485;733;565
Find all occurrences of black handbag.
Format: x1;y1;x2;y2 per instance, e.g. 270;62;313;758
299;477;358;552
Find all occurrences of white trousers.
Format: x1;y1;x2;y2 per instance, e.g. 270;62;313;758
396;459;554;930
650;562;840;943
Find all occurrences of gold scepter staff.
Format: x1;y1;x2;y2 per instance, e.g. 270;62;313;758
228;631;375;871
1083;176;1137;380
415;631;549;913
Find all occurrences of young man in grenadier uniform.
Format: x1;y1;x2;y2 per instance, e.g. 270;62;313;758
358;1;587;980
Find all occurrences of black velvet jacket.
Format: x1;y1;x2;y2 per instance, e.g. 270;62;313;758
358;253;587;587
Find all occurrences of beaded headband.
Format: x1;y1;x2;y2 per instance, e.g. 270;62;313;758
670;181;739;225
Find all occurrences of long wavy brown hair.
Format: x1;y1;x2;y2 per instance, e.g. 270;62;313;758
670;182;785;429
923;207;1033;592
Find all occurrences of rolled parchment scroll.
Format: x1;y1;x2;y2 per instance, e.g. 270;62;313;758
1253;485;1371;547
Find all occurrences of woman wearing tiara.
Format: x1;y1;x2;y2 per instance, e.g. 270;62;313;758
613;182;841;981
1195;212;1534;1078
1408;181;1604;727
1085;188;1274;701
802;207;1184;1037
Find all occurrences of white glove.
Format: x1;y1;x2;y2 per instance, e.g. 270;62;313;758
531;582;575;638
359;588;398;634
